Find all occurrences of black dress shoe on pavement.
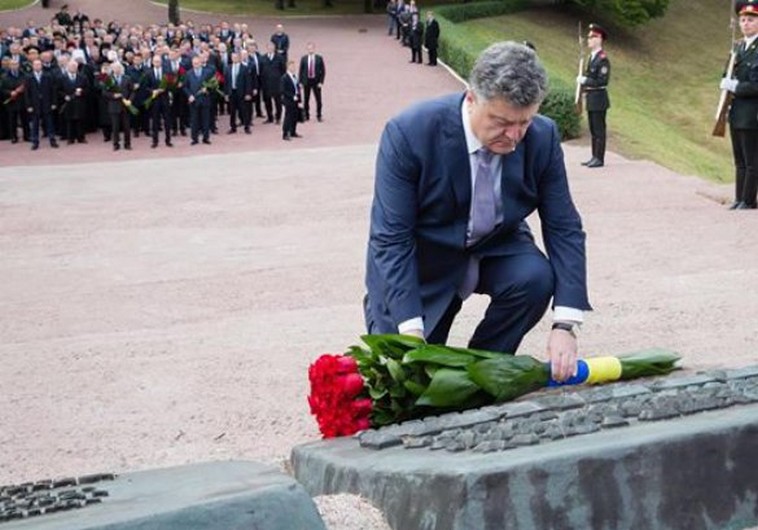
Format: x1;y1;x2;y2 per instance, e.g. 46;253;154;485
202;138;211;145
124;145;132;150
50;142;59;148
113;144;120;151
586;159;604;168
151;142;158;148
736;202;757;210
191;140;198;145
244;128;251;134
728;201;743;210
292;133;302;138
227;129;237;134
31;144;39;150
166;141;173;147
581;158;596;166
283;135;291;141
317;116;323;122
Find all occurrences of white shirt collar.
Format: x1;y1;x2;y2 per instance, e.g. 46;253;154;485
744;34;758;49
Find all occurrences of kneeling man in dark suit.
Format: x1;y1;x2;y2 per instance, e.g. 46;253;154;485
364;41;591;382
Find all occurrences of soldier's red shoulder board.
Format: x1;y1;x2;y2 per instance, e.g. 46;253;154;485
599;51;607;59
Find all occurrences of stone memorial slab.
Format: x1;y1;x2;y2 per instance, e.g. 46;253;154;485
292;367;758;530
1;461;326;530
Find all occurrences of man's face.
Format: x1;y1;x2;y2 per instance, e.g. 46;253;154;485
152;56;162;68
741;15;758;38
192;57;201;69
466;91;538;155
32;59;42;73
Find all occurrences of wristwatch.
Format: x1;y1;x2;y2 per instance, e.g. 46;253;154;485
552;321;580;338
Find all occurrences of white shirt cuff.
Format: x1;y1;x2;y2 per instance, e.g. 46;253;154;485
398;316;424;335
553;307;584;325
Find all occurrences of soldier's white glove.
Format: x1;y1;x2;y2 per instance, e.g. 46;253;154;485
576;75;587;84
720;78;738;92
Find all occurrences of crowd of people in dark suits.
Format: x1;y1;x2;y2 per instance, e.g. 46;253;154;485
385;0;440;66
0;5;328;150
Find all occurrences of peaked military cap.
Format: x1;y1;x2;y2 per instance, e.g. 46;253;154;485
587;23;608;41
738;0;758;16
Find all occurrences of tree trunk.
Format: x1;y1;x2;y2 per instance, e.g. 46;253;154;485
168;0;180;25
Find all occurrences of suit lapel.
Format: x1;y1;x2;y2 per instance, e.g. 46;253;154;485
445;94;472;216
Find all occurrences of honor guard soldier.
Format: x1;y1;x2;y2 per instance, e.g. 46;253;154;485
720;0;758;209
578;23;610;168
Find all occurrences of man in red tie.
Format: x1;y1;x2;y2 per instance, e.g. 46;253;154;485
298;42;326;122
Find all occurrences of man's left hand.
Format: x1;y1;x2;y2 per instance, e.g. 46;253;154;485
547;328;578;382
720;78;738;93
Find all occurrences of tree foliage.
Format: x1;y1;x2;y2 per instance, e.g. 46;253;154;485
565;0;669;26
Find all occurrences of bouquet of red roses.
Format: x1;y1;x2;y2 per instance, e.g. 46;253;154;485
144;73;178;110
307;335;681;439
96;72;139;116
201;71;225;98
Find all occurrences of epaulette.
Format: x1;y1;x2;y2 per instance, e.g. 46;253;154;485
599;50;607;60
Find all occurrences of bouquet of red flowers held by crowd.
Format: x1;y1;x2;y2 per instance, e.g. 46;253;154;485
307;334;681;439
96;72;139;116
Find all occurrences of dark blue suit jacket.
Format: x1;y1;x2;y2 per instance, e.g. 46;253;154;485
183;67;212;106
365;92;590;334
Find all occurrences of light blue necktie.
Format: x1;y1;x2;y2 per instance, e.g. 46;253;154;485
459;148;497;299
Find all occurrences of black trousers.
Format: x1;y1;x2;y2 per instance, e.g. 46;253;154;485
424;251;553;354
411;46;422;63
170;91;188;133
302;81;322;119
228;90;246;130
66;118;84;142
151;101;172;144
282;101;298;138
110;110;131;147
29;110;56;146
189;101;210;141
730;127;758;207
263;90;282;122
427;46;438;65
7;107;28;141
587;109;607;162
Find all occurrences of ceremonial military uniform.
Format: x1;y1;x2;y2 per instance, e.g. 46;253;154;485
580;24;611;168
726;0;758;209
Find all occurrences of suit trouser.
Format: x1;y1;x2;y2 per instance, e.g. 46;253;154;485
411;46;422;63
7;108;27;140
171;91;188;133
66;118;84;142
587;109;606;162
253;91;263;117
730;127;758;207
228;90;245;130
427;47;438;65
151;101;172;144
110;110;131;147
427;250;554;354
282;101;298;137
29;110;56;146
303;82;322;119
189;102;210;141
263;90;282;122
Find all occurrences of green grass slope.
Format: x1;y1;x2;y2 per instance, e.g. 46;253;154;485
464;0;733;181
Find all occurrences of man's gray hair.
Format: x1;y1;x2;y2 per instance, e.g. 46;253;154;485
469;41;547;107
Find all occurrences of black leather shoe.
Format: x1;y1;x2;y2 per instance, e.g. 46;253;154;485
31;144;39;150
283;135;291;141
202;138;211;145
728;201;743;210
50;142;59;148
227;129;237;134
581;158;596;166
113;144;120;151
166;141;173;147
317;116;323;122
586;159;604;168
736;202;757;210
124;145;132;150
151;142;158;148
244;128;251;134
292;133;302;138
190;140;199;145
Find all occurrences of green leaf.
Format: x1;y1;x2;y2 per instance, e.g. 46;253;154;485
415;368;481;407
402;344;479;367
385;358;406;383
368;386;388;400
403;379;428;396
467;355;549;402
618;348;681;380
361;334;424;360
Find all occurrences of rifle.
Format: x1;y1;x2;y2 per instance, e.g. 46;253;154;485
574;21;584;115
713;3;738;137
